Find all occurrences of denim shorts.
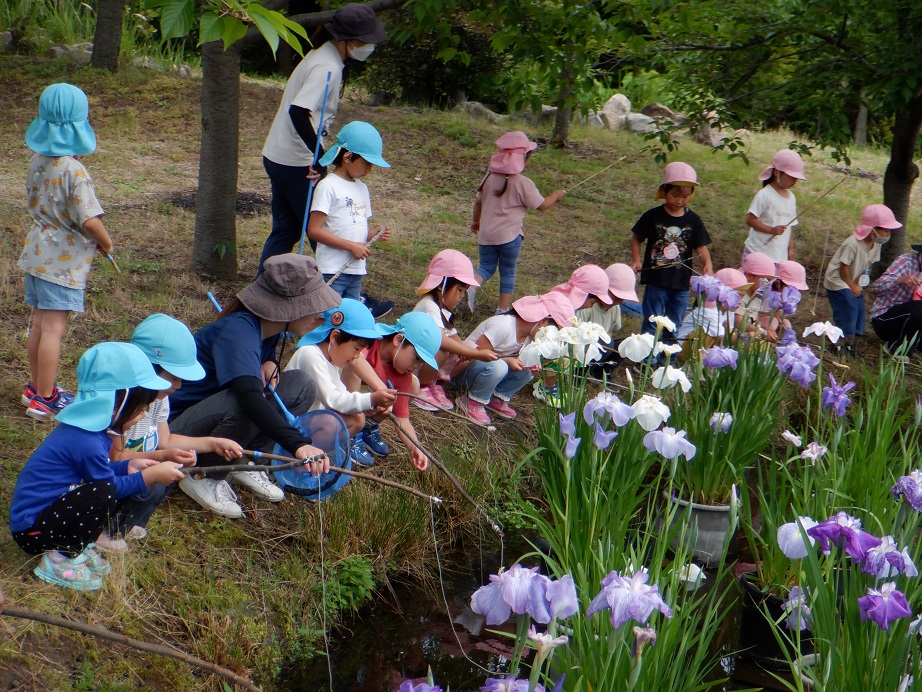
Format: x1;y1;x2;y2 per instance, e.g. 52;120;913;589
24;274;85;312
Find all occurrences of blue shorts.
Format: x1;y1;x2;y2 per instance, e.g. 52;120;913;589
24;274;85;312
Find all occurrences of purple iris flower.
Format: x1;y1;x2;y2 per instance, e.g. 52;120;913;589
861;536;919;579
702;346;738;370
777;343;820;387
586;568;673;629
717;284;742;311
782;586;812;631
858;582;913;631
471;564;553;625
821;374;856;417
709;412;732;434
583;392;634;427
643;427;696;461
891;470;922;512
767;286;802;316
543;575;580;621
559;411;581;460
399;682;443;692
779;327;798;346
593;422;618;450
480;677;537;692
690;274;725;301
807;512;882;561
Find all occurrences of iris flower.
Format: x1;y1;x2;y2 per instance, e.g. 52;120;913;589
480;678;535;692
559;412;581;460
651;365;693;393
643;427;696;461
891;470;922;512
800;441;827;464
777;344;820;387
781;430;803;447
777;516;818;559
861;536;919;579
807;512;881;561
618;333;655;362
690;274;724;301
858;582;912;630
674;563;707;592
803;321;844;344
583;391;634;427
717;284;742;311
648;315;676;334
702;346;738;370
709;412;732;434
782;586;812;631
654;342;683;357
399;683;443;692
821;374;856;417
767;286;802;316
632;626;657;657
586;568;673;629
631;395;671;431
593;422;618;450
526;626;568;659
779;327;798;345
470;564;549;625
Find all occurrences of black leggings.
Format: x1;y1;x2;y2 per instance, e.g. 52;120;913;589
871;302;922;352
12;481;117;557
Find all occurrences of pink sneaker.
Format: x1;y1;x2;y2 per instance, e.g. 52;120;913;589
428;384;454;410
456;395;491;426
412;386;440;412
485;397;517;420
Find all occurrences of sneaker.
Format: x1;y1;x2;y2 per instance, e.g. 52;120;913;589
21;383;74;407
533;382;561;408
228;467;285;502
884;341;911;364
362;295;394;320
350;433;376;467
413;386;442;412
95;532;129;554
456;395;491;426
495;307;512;316
26;391;70;421
34;553;103;591
362;421;391;457
485;396;517;420
428;383;454;410
179;476;243;518
466;287;477;312
126;526;147;540
80;544;111;576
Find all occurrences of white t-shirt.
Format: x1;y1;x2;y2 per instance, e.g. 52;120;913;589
286;344;373;414
575;303;621;336
413;295;457;338
823;235;881;292
743;185;798;261
262;42;344;167
463;314;525;357
124;398;170;453
677;306;730;339
311;173;372;275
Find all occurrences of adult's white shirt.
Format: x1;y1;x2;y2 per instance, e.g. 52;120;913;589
262;42;344;167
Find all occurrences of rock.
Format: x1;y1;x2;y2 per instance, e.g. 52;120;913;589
132;56;165;72
625;112;657;134
584;109;604;128
692;111;727;147
456;100;508;125
45;44;68;59
641;102;677;121
599;93;631;131
512;105;557;126
73;42;93;52
0;31;12;47
170;64;193;78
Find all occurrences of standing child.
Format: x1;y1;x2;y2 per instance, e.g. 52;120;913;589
19;83;114;421
9;343;185;591
451;292;574;425
630;162;713;340
824;204;901;355
308;121;392;310
743;149;806;263
412;249;498;411
469;132;565;314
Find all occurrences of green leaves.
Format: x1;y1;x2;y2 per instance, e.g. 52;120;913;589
159;0;194;40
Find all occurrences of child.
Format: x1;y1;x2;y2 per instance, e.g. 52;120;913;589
735;252;779;336
412;249;499;411
346;312;443;470
308;121;391;302
469;132;565;314
678;267;750;343
8;342;185;591
824;204;901;354
743;149;806;263
19;83;115;421
286;298;397;467
452;292;574;425
630;162;713;340
96;314;246;550
584;264;640;376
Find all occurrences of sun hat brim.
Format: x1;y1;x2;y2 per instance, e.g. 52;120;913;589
56;370;171;432
158;360;206;381
376;324;440;371
238;255;342;322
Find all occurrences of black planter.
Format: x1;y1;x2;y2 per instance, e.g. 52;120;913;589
738;574;814;670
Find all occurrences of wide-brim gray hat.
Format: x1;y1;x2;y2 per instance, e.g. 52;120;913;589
237;254;341;322
326;3;387;44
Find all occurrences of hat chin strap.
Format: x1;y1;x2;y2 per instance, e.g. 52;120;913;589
107;388;129;433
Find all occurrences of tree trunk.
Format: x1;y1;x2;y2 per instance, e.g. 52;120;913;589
192;41;241;279
853;88;868;147
551;69;574;148
90;0;125;71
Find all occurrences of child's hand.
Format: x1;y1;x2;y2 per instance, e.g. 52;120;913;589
127;457;159;474
376;227;391;242
211;438;243;461
850;285;862;298
470;221;480;234
630;259;642;273
296;444;329;476
143;461;185;486
410;447;428;471
477;349;499;362
503;357;525;371
371;388;397;408
163;448;197;466
771;225;787;236
349;241;371;260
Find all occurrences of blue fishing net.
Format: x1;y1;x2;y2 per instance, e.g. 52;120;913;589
270;409;352;500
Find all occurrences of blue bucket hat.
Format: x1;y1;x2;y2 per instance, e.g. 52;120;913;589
25;83;97;157
131;314;206;382
377;312;441;370
297;298;385;347
319;121;390;168
56;343;172;432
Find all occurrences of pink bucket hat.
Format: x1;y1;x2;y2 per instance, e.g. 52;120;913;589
551;265;613;307
488;131;537;175
416;249;482;294
776;260;809;290
740;251;779;278
512;292;575;327
854;204;902;239
605;263;639;302
758;149;806;181
656;161;699;200
714;267;750;290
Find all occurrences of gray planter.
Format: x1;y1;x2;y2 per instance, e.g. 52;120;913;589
671;496;732;567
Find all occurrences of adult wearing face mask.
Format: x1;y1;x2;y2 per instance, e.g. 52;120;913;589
259;3;386;272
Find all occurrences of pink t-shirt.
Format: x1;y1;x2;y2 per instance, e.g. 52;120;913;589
476;172;545;245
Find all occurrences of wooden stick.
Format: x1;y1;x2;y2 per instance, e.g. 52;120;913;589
392;391;497;431
1;605;259;691
785;174;851;227
325;227;389;286
106;254;122;274
385;413;504;537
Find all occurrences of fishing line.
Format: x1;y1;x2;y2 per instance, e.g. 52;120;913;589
317;478;334;691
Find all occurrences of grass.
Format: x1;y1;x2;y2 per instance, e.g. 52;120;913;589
0;50;920;689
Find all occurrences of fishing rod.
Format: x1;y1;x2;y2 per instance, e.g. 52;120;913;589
298;71;333;255
565;156;626;193
385;412;504;538
392;391;497;431
324;226;389;286
786;173;851;228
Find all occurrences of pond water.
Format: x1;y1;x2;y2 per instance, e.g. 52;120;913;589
279;536;791;691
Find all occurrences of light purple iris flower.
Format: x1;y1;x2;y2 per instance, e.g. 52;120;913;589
782;586;812;631
777;343;820;387
559;412;581;460
399;682;443;692
807;512;882;561
891;470;922;512
543;574;579;621
858;582;913;630
643;427;696;461
690;274;725;301
821;374;856;417
702;346;738;370
709;411;732;434
861;536;919;579
586;568;673;629
717;285;742;311
767;286;802;316
480;677;537;692
800;441;827;464
593;422;618;450
471;564;550;625
779;327;798;346
583;391;634;427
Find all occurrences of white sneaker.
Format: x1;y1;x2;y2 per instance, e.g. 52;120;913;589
126;526;147;540
228;468;285;502
95;532;129;553
179;476;243;518
467;286;477;312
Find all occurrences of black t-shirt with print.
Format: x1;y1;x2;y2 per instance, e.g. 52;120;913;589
631;205;711;291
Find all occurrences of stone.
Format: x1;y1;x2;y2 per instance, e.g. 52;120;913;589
132;56;165;72
170;64;193;78
625;112;657;134
599;93;631;131
641;102;677;121
692;111;727;147
512;105;557;126
456;101;508;125
0;31;12;47
45;44;68;59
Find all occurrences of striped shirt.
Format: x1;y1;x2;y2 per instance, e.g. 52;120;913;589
870;253;922;319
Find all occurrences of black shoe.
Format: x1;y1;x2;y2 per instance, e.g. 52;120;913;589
362;294;393;320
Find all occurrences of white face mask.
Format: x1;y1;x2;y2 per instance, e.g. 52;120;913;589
871;231;890;245
348;43;375;62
